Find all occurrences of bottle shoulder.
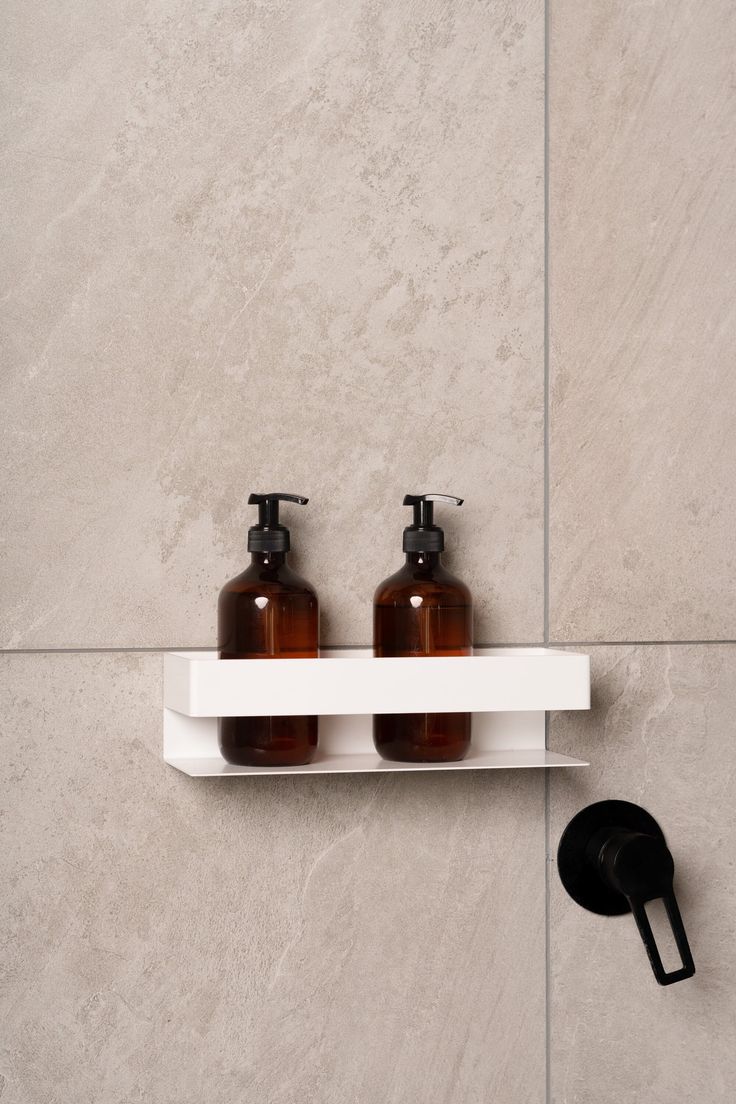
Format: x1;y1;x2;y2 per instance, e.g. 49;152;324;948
220;564;318;599
374;563;472;606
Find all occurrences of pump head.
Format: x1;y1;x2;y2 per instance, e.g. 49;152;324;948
247;492;308;552
402;493;463;552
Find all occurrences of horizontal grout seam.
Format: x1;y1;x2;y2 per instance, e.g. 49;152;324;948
1;640;735;656
0;643;541;655
548;639;736;647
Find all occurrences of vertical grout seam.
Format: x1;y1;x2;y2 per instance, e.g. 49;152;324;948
545;738;552;1104
543;6;551;654
543;0;552;1098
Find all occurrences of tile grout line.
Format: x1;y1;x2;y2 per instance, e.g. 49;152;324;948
0;646;218;655
545;747;552;1104
543;0;552;1095
549;639;736;647
543;5;550;657
2;639;735;656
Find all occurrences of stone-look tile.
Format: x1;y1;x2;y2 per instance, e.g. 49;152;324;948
549;1;736;641
0;653;546;1103
548;646;736;1104
1;0;544;650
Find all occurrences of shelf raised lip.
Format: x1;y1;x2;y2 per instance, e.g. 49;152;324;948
164;647;590;718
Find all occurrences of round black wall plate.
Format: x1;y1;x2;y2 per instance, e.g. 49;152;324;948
557;799;665;916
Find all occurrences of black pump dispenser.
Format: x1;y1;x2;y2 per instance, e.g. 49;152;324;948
374;492;473;762
247;492;308;553
219;491;319;767
402;493;463;553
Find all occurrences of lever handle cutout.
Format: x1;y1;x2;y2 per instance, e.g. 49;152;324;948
632;893;695;986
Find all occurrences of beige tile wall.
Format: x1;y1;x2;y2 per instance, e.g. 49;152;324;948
0;653;546;1104
1;0;544;649
1;2;548;1102
546;0;736;1099
548;646;736;1104
2;0;735;1101
549;0;736;643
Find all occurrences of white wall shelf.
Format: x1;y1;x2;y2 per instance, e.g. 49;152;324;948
163;648;590;777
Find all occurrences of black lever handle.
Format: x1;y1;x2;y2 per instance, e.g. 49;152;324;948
557;800;695;986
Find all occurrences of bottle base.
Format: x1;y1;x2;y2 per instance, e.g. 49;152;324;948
373;712;471;763
374;746;470;764
219;716;318;768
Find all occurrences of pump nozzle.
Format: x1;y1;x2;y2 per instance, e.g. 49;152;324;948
247;492;308;552
402;493;463;552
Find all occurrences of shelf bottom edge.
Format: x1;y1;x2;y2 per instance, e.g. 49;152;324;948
163;751;589;778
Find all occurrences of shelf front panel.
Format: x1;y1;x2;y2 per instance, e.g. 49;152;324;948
164;647;590;718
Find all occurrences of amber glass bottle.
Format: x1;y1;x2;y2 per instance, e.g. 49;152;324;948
373;494;473;762
218;493;318;766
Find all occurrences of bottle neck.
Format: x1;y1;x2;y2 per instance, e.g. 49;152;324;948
405;551;441;568
250;550;287;568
